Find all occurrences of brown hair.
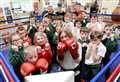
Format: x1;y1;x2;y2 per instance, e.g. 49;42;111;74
90;31;103;40
16;26;26;33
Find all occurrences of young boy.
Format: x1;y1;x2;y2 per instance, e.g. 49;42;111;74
78;28;89;79
16;26;31;48
27;15;37;45
8;33;24;81
102;25;118;79
84;31;106;81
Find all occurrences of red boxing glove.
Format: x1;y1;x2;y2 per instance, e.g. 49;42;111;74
44;43;52;63
35;58;48;72
64;38;79;59
38;43;52;64
57;42;66;60
20;63;35;76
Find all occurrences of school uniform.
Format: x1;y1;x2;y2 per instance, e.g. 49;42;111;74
8;45;24;82
84;42;106;81
102;35;118;79
27;24;37;45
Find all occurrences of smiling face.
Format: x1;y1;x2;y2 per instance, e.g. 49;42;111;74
11;34;23;47
34;32;47;46
24;46;38;64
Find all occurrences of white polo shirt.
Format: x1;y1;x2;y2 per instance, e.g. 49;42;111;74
85;42;106;65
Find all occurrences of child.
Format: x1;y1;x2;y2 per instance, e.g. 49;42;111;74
8;33;24;81
43;16;57;65
16;26;31;48
64;12;74;29
27;15;37;45
97;16;106;30
102;25;118;79
57;31;82;82
72;19;82;40
84;31;106;81
21;46;49;76
86;15;103;32
78;28;89;77
34;32;52;64
37;23;45;32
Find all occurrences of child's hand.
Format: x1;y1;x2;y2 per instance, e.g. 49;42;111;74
45;43;50;50
91;43;98;49
36;46;42;53
82;43;88;47
12;45;18;51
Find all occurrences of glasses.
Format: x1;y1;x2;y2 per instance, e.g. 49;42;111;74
12;38;21;42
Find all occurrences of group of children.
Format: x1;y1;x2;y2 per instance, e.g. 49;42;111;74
1;3;119;82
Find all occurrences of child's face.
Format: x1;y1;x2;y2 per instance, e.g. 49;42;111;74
75;22;81;28
90;17;97;23
11;34;23;46
25;52;38;64
30;18;35;24
91;38;101;44
42;18;49;27
80;31;87;38
18;30;26;39
36;35;46;46
98;16;103;22
38;26;45;32
104;27;112;36
72;13;77;19
64;16;71;23
56;20;62;25
56;26;62;33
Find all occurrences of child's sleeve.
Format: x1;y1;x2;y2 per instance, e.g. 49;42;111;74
77;42;82;62
97;46;106;58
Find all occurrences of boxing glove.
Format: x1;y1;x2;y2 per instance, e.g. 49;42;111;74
64;38;79;59
57;42;66;60
35;58;48;72
20;63;35;76
44;43;52;63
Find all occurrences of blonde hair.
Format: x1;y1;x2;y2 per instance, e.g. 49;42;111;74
24;45;37;57
34;32;48;45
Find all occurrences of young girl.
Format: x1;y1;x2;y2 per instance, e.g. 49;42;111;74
8;33;24;81
34;32;52;64
84;31;106;81
21;46;49;76
57;31;82;82
16;26;31;48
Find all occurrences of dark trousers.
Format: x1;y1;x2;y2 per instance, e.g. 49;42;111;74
84;64;101;82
